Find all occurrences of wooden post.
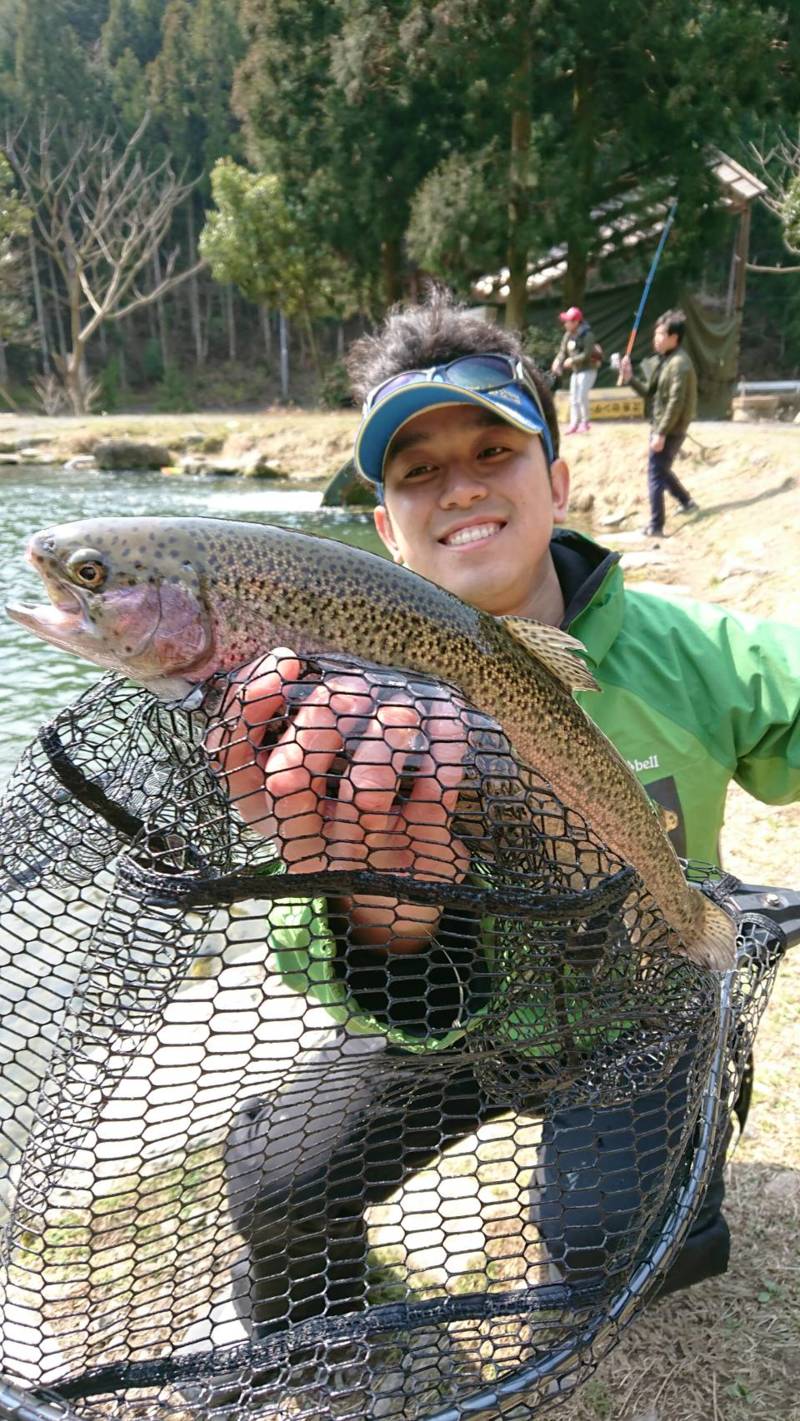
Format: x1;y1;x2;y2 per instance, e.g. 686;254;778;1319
732;202;752;319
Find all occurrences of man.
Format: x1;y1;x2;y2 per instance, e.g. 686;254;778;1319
619;308;699;537
209;290;800;1361
551;304;598;434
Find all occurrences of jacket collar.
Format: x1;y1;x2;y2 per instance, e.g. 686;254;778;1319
551;527;623;668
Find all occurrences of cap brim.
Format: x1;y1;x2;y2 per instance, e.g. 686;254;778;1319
355;381;551;487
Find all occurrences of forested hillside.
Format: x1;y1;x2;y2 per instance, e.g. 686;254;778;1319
0;0;797;411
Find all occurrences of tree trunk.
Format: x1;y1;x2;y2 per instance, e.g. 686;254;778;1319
563;58;595;309
260;306;272;361
46;251;68;362
153;248;170;369
380;239;402;309
64;258;87;414
563;244;588;306
505;35;533;332
303;306;322;379
279;310;290;400
186;200;205;368
225;284;236;361
28;233;49;370
0;338;8;385
336;323;345;359
63;349;87;414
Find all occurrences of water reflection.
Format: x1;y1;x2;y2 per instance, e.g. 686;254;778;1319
0;466;385;784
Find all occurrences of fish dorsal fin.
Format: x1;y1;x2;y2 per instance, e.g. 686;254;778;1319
498;615;600;693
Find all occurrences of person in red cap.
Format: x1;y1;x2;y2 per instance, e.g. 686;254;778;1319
552;305;599;434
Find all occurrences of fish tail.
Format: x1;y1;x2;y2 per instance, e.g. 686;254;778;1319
685;892;738;972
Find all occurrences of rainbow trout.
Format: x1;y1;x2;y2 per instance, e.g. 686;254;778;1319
7;516;736;970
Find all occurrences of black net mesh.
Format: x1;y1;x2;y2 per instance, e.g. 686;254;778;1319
0;661;785;1421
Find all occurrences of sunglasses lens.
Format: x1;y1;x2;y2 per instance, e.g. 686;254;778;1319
446;354;516;390
367;370;423;409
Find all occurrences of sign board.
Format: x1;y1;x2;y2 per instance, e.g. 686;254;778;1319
556;388;645;421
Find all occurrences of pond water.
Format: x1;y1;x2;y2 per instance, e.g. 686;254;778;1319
0;466;384;785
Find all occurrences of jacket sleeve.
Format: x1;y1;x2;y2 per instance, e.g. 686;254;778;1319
628;357;657;400
654;357;691;435
722;611;800;805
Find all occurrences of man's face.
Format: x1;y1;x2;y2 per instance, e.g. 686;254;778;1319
373;404;570;619
653;324;678;354
564;318;580;335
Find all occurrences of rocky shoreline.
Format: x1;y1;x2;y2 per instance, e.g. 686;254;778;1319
0;409;360;483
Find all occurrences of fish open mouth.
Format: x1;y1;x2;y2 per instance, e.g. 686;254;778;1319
6;580;92;647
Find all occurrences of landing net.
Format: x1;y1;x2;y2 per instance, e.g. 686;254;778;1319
0;661;784;1420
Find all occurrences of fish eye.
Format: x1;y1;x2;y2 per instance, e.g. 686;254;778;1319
65;549;109;589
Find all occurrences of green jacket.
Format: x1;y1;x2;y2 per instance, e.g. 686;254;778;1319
556;320;596;374
266;530;800;1053
631;346;697;436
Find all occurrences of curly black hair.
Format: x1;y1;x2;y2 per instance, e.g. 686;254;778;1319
346;286;560;459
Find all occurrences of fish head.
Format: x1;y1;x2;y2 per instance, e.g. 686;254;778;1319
7;519;216;695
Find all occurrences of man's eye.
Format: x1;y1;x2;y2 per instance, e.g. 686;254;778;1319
403;464;435;481
477;445;508;460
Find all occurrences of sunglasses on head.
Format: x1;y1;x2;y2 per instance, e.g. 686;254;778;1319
363;352;550;429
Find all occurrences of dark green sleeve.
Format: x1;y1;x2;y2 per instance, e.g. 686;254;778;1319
629;358;657;400
655;358;691;436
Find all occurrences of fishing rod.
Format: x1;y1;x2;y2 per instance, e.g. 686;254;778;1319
616;197;678;380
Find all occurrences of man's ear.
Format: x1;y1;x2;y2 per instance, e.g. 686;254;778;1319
550;456;570;524
374;504;402;562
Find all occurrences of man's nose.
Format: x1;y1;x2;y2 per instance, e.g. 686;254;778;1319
439;463;487;506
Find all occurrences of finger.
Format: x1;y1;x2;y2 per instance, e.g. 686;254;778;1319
205;648;304;770
340;706;426;829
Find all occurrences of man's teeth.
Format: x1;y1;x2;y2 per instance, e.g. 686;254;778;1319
445;522;501;547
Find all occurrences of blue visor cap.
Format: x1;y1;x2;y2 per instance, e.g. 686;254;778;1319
354;381;555;492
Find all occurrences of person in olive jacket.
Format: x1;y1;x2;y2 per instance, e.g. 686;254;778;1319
619;308;699;537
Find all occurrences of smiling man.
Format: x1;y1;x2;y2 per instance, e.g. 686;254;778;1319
210;289;800;1360
372;402;569;622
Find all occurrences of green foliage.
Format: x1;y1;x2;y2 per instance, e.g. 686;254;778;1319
200;158;355;321
782;175;800;253
147;0;244;185
318;359;352;409
13;0;110;126
98;353;122;411
407;141;512;293
233;0;464;306
155;363;190;411
400;0;784;314
141;337;164;384
100;0;162;68
0;0;795;393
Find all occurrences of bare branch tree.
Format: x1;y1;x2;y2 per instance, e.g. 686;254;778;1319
4;114;206;412
748;128;800;273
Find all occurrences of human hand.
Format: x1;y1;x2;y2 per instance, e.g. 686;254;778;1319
204;649;471;949
650;432;666;453
619;355;633;383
